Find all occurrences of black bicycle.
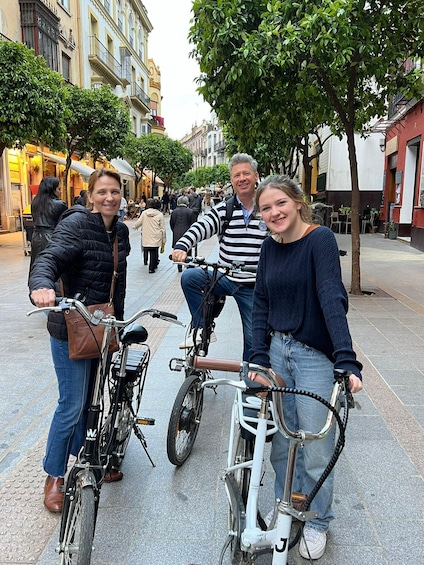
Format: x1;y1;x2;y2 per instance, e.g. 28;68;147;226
167;257;256;466
28;299;182;565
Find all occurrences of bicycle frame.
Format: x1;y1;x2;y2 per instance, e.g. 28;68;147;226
194;357;352;565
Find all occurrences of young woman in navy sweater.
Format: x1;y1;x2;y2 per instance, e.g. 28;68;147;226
250;175;363;560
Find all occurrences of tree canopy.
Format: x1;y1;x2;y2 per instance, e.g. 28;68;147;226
190;0;424;293
0;40;66;157
61;84;131;200
125;134;192;189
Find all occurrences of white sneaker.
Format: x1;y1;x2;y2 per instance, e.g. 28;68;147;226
178;330;217;349
299;526;327;560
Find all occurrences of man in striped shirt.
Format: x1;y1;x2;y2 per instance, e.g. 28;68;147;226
172;153;268;360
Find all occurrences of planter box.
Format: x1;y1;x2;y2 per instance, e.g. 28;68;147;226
388;230;397;240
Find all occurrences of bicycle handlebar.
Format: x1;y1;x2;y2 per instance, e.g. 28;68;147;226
27;298;184;330
169;255;257;273
193;356;351;443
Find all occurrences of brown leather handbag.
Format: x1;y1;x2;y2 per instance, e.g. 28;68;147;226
63;239;119;360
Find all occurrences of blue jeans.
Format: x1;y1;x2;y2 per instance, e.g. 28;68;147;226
180;268;254;361
43;337;97;477
269;332;336;533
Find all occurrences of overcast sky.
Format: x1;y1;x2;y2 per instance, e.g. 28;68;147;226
144;0;212;140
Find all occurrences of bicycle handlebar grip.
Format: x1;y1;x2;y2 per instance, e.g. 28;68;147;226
193;357;242;373
155;310;178;320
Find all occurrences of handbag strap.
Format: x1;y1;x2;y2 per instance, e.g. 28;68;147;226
59;237;119;304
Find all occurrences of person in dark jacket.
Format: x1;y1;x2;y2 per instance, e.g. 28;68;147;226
29;177;67;272
28;168;130;513
170;196;197;271
188;187;203;218
73;189;87;206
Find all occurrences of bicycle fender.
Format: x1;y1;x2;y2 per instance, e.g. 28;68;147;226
76;470;97;489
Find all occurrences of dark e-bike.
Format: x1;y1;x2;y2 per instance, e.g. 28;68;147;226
28;299;182;565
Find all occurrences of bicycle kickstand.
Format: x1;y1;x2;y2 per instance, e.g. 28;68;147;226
133;422;156;467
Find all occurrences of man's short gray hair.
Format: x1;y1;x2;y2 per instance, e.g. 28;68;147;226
229;153;258;174
177;195;189;206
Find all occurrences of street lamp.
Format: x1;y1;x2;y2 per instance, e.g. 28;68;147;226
379;138;386;152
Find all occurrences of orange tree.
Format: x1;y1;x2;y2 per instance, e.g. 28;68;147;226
190;0;424;293
0;40;65;158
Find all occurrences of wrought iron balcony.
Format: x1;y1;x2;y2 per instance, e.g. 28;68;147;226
130;82;150;112
88;36;122;86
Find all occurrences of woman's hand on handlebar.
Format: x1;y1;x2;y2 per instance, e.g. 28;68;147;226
31;288;56;308
248;370;286;397
349;374;363;394
171;250;187;263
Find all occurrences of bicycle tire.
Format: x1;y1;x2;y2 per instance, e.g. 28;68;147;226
166;374;204;466
59;480;95;565
228;427;253;564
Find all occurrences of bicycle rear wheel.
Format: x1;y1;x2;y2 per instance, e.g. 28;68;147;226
59;479;96;565
167;374;204;466
101;355;145;470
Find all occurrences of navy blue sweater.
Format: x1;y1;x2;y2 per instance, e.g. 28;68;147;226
250;226;362;379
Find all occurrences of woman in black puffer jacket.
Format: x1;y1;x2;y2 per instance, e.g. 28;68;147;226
29;169;130;513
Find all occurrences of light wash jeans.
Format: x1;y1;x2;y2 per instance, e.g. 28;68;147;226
43;337;97;477
181;268;254;361
269;331;336;533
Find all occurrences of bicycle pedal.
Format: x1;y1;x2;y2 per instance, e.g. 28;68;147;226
136;417;155;426
169;357;185;371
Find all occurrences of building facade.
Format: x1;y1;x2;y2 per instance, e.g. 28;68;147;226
379;94;424;250
148;58;165;135
298;125;384;215
0;0;166;231
180;113;227;171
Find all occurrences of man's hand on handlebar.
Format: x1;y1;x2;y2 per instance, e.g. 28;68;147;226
171;250;187;263
31;288;56;308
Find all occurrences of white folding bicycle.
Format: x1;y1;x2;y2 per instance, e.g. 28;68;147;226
193;357;354;565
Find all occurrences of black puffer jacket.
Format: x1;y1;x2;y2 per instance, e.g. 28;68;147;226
28;206;130;341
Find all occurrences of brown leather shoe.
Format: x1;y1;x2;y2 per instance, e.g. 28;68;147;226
44;476;64;513
104;468;123;483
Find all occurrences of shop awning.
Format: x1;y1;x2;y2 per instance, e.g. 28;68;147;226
143;169;164;185
110;158;135;180
41;152;95;180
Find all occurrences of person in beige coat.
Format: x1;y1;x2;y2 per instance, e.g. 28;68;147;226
133;198;166;273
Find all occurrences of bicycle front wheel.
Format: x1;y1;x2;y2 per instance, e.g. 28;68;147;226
227;427;253;564
59;480;96;565
167;374;204;466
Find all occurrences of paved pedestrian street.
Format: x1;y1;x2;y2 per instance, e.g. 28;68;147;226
1;221;423;564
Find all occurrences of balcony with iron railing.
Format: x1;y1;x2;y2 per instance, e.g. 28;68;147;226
150;114;165;129
215;140;226;153
88;36;122;86
130;82;150;112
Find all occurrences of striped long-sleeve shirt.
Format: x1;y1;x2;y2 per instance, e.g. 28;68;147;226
174;197;268;283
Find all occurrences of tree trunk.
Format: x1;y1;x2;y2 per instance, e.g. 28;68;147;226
302;146;312;199
345;125;362;295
